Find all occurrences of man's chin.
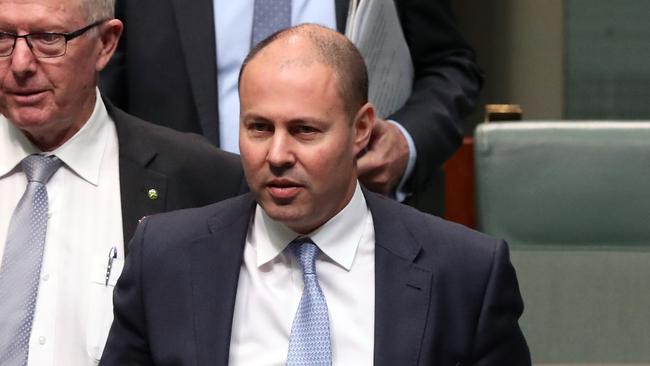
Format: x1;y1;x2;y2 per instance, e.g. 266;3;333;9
259;202;311;231
5;108;52;130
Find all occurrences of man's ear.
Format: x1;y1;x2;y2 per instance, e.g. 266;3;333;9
95;19;123;72
352;102;376;156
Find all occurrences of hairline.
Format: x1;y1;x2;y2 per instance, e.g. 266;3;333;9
76;0;115;23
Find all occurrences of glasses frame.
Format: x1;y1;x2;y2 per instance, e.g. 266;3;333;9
0;20;107;58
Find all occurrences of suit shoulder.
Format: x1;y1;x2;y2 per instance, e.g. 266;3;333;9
369;192;503;265
109;102;244;198
110;101;240;165
375;193;497;244
138;194;254;244
133;114;236;161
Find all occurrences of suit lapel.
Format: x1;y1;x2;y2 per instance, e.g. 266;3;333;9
171;0;220;145
190;195;255;365
366;193;433;366
110;102;169;247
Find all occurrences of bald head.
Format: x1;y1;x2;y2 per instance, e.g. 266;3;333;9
239;24;368;118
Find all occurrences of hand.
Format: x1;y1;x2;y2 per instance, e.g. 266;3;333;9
357;118;410;196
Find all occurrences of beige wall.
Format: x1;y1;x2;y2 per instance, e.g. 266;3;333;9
455;0;565;132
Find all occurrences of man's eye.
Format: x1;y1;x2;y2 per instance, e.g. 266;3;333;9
293;125;318;135
32;33;61;44
249;122;272;133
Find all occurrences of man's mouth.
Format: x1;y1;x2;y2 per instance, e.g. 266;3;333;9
266;179;303;200
9;89;48;104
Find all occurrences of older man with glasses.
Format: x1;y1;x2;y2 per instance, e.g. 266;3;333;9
0;1;245;365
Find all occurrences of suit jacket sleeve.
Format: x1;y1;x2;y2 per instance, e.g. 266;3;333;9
392;0;484;192
470;240;531;365
100;218;155;366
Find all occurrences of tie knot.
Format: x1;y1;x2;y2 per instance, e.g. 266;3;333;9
290;237;319;275
21;154;62;184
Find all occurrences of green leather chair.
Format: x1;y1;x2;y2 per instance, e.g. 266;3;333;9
474;122;650;365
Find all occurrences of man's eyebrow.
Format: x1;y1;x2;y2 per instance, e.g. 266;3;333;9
241;112;269;121
0;25;67;34
285;117;329;127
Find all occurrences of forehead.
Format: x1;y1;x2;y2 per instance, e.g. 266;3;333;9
244;40;340;92
243;57;340;106
0;0;84;29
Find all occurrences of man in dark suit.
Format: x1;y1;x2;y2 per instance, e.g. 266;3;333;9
99;0;484;214
100;25;529;365
0;1;242;364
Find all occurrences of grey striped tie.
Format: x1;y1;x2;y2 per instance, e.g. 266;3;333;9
251;0;291;47
0;155;61;366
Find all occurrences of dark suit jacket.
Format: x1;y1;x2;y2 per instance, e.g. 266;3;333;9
100;192;530;365
108;101;246;245
100;0;484;213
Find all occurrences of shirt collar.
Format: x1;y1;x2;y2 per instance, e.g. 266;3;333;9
253;182;369;271
0;89;110;185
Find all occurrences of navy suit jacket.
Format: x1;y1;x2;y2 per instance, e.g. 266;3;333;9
100;191;530;365
100;0;484;213
109;101;246;244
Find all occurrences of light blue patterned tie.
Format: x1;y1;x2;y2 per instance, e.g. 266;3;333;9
0;154;61;366
287;237;332;366
251;0;291;47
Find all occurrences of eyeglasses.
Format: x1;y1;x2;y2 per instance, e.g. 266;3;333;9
0;20;106;58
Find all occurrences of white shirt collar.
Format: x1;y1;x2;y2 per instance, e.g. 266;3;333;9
0;89;110;185
252;182;369;271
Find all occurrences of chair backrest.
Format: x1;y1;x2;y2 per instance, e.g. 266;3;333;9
474;122;650;364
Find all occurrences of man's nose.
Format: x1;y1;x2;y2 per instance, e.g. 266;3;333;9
10;38;38;75
266;132;296;168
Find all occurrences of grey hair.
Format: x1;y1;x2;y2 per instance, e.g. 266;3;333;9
81;0;115;22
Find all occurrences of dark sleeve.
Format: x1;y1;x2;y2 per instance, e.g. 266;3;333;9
471;241;531;365
392;0;484;190
100;218;155;366
100;0;128;109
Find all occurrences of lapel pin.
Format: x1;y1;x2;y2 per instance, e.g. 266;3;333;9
147;188;159;201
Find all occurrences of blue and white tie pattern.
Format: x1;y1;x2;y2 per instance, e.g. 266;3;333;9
0;155;61;366
287;237;332;366
251;0;291;47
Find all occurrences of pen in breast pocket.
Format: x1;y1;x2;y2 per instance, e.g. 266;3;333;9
105;246;117;286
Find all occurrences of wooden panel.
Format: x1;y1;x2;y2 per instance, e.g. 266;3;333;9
443;137;475;228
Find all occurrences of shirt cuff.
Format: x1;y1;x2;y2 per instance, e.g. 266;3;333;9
386;119;416;202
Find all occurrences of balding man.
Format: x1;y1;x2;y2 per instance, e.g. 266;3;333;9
100;25;529;366
0;0;243;365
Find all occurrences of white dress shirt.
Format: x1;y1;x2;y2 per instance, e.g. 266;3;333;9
0;90;124;366
229;182;375;365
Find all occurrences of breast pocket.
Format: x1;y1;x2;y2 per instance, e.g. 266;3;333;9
86;256;124;363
